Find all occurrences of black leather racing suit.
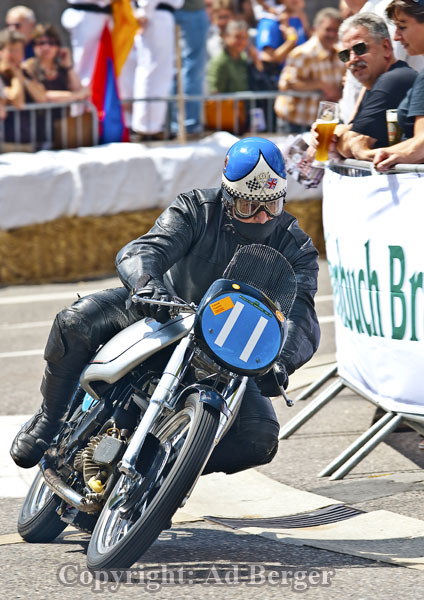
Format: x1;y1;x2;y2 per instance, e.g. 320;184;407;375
43;188;320;474
117;188;320;376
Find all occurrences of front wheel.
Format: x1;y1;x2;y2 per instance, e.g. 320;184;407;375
18;470;67;542
87;393;220;570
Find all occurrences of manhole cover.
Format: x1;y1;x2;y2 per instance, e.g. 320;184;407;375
206;504;364;529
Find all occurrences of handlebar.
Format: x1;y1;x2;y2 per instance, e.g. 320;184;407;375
132;291;294;406
131;294;197;318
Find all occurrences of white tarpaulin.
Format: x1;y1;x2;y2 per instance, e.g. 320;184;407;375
323;169;424;415
0;133;236;230
0;133;321;231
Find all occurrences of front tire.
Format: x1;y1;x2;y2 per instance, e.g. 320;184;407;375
18;471;67;542
87;393;219;570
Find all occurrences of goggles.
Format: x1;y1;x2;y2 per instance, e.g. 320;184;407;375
338;42;368;63
223;188;284;219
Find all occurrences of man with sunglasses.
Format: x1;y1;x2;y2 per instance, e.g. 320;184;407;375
11;136;320;476
5;5;36;59
333;12;417;159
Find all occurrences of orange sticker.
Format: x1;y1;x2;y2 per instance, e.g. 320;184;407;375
276;310;284;322
210;296;235;315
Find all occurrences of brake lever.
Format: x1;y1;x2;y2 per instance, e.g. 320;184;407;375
131;295;197;318
281;387;294;407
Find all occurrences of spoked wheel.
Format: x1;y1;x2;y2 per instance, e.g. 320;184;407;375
18;470;67;542
87;393;220;570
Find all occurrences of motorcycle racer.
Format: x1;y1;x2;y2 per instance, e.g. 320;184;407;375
10;137;320;475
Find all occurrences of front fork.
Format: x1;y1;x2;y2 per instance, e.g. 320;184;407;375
215;375;248;443
119;333;194;479
119;330;247;483
177;374;248;509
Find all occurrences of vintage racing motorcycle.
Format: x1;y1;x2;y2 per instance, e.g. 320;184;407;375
17;244;297;570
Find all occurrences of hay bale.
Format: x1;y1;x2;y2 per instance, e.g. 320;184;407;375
0;199;324;286
0;209;162;285
285;198;324;255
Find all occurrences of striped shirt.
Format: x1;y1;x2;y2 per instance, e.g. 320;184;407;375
274;36;345;126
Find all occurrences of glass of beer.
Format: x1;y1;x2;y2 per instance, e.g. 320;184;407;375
386;110;402;145
315;101;339;162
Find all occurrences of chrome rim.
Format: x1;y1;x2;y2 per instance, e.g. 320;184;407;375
94;405;196;555
21;470;55;521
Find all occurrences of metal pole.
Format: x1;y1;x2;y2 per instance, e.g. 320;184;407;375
278;378;345;440
61;106;67;148
45;105;52;147
90;102;99;145
0;117;4;153
295;364;338;402
76;109;83;147
318;410;395;477
175;25;186;144
329;414;403;480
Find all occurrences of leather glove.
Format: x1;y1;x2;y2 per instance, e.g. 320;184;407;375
255;361;288;397
132;275;173;324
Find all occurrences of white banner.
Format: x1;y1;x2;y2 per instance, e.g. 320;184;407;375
323;169;424;415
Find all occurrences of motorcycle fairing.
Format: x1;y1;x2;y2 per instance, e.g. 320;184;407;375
80;314;195;399
195;279;284;376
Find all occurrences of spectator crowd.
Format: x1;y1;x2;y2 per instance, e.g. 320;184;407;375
0;0;423;168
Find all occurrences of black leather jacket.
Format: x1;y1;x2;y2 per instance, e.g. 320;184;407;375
116;188;320;375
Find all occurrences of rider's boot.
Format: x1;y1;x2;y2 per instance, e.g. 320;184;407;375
10;367;78;468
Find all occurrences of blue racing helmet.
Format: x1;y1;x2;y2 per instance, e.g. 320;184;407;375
222;137;287;219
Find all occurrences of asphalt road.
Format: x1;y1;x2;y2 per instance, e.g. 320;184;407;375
1;260;424;598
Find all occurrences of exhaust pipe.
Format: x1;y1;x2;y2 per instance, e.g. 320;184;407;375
40;458;102;513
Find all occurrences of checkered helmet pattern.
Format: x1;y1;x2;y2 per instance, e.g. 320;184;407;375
245;179;262;192
222;137;287;203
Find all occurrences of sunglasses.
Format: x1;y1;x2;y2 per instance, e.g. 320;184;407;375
34;40;59;47
338;42;368;63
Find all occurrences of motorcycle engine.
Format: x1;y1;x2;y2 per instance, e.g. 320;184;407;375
74;434;105;487
74;429;126;494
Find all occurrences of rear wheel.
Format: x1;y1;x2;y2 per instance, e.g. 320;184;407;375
18;471;66;542
87;393;219;570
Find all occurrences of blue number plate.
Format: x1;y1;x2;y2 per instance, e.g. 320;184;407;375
200;292;282;371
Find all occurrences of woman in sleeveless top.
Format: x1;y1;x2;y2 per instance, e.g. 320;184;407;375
23;23;89;103
23;23;91;147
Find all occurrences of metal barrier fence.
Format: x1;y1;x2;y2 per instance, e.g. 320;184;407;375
124;89;320;140
0;89;320;153
3;93;424;182
330;158;424;177
0;99;98;153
